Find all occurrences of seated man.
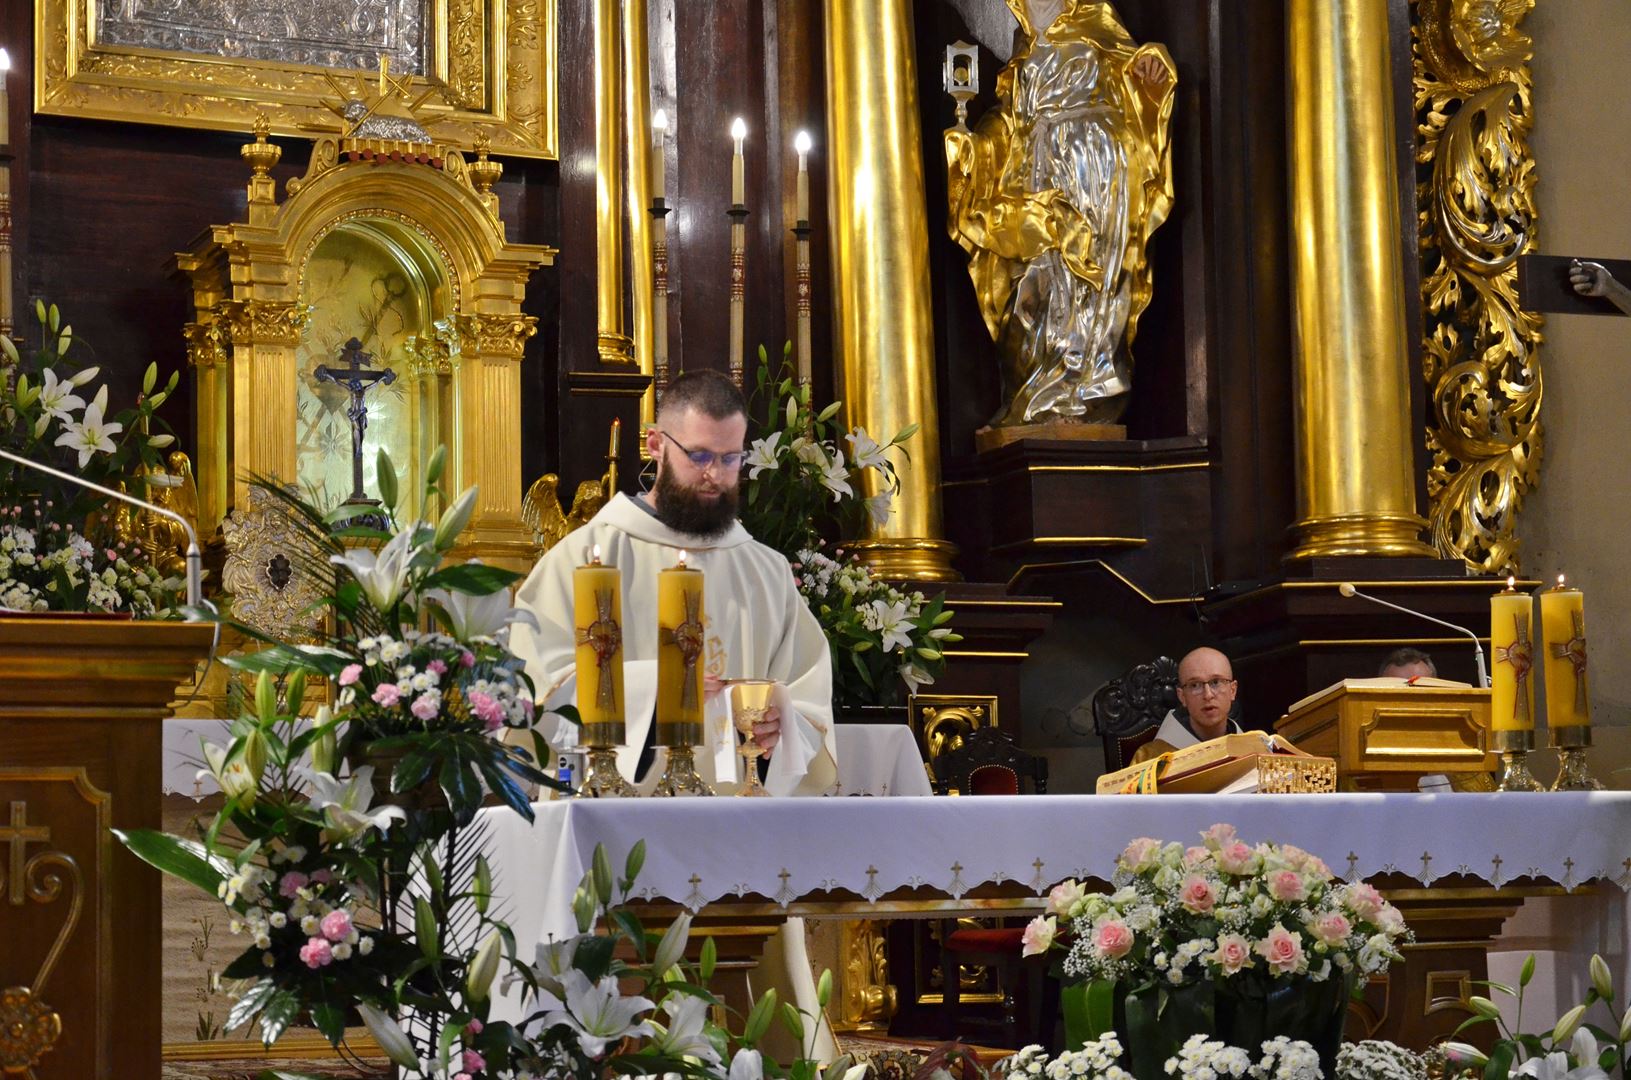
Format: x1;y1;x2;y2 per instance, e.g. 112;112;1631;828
1379;646;1436;681
510;369;837;795
1131;646;1243;765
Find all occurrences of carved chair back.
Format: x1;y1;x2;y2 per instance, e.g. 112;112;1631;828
1092;655;1180;773
933;727;1048;796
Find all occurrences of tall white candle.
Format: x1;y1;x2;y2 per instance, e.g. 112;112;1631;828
730;116;747;205
651;109;667;202
794;130;811;223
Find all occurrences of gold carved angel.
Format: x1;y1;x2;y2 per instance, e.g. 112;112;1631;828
946;0;1176;429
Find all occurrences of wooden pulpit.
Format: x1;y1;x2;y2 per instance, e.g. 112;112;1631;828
1276;679;1496;790
0;616;213;1080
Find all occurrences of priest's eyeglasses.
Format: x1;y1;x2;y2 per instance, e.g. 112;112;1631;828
660;431;746;472
1178;678;1235;697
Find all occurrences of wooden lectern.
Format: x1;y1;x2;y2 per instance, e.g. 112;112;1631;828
0;616;213;1080
1276;679;1496;790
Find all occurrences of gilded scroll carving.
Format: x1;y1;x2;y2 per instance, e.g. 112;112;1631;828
1414;0;1543;574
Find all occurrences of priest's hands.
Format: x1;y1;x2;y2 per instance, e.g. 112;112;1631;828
752;707;781;756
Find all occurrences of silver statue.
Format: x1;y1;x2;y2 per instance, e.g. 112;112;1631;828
1569;260;1631;316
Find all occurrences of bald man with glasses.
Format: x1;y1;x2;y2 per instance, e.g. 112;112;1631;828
1131;646;1243;765
511;370;837;796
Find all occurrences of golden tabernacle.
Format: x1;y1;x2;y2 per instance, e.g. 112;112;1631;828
1277;678;1497;790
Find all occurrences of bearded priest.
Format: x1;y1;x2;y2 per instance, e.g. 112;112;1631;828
511;370;838;796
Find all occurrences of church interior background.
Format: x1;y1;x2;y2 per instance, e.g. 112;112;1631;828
6;0;1631;1075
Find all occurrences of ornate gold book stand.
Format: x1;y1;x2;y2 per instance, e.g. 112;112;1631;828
1276;681;1496;790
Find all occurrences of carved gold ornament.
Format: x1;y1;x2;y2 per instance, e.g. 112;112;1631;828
221;486;328;642
35;0;557;158
1415;0;1542;574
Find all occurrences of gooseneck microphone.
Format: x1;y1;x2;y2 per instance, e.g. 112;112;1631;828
0;447;203;610
1338;582;1489;689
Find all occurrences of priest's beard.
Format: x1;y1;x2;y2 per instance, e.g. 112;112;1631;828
652;451;740;539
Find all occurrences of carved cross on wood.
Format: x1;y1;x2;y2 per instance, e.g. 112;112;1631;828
2;801;50;906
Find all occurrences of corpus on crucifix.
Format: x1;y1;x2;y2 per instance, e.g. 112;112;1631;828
314;337;398;521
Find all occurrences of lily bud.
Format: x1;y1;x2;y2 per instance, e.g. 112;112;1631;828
356;1005;420;1070
310;706;337;775
1592;954;1614;1001
255;670;277;724
142;363;158;395
68;365;101;388
433;486;478;550
651;912;692;978
465;930;502;1002
0;334;17;365
1619;1003;1631;1044
1468;995;1501;1019
1441;1043;1489;1068
239;729;267;785
1554;1003;1588;1045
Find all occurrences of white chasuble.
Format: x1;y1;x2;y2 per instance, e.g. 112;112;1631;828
511;493;838;796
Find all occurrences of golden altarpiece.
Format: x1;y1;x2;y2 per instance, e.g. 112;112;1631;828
174;104;555;603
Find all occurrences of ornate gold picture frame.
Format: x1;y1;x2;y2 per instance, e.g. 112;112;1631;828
34;0;557;159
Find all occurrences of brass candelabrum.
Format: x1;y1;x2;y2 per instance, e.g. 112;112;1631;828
1490;728;1544;792
730;680;776;798
579;724;638;798
1549;725;1604;791
651;720;714;797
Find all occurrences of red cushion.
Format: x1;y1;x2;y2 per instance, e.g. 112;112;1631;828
945;927;1029;951
969;765;1019;796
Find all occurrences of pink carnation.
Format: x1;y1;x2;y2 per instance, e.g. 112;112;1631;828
463;1049;486;1073
410;693;441;721
320;909;354;943
1093;919;1134;960
1269;870;1306;902
428;659;448;676
468;691;505;731
338;663;363;687
1212;933;1252;975
1309;911;1352;945
310;868;333;885
372;683;403;708
1255;924;1305;975
278;871;309;899
299;937;334;969
460;650;476;668
1178;874;1217;914
466;1019;484;1036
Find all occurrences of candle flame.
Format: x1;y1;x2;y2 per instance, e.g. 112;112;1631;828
677;550;689;568
731;116;748;142
1558;573;1567;588
653;109;668;133
794;130;813;155
1507;575;1516;590
591;543;602;565
0;48;11;73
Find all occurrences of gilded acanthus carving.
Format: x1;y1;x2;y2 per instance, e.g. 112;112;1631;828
181;321;229;369
1414;0;1543;574
217;299;313;347
452;313;539;359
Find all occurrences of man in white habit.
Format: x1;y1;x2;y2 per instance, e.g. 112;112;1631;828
511;368;838;796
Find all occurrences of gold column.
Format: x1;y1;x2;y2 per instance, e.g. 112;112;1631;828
595;0;634;366
1286;0;1434;559
824;0;958;582
624;0;656;421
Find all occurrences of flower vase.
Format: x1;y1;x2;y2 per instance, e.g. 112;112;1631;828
1121;980;1216;1080
1214;974;1352;1078
350;743;446;812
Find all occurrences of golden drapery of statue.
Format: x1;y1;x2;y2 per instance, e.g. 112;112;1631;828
945;1;1176;430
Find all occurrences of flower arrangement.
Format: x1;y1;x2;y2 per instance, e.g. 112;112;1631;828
1026;825;1410;989
1000;1033;1325;1080
1441;953;1629;1080
1335;1040;1425;1080
739;345;960;707
0;301;186;614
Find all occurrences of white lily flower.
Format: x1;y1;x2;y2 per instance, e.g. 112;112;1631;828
744;433;782;479
819;450;853;502
864;491;892;527
304;766;406;841
845;427;888;470
729;1048;766;1080
518;935;580;1004
54;386;123;467
426;578;539;641
792;436;827;468
649;993;721;1065
900;662;934;694
863;597;914;653
539;968;655;1058
330;528;416;613
199;740;257;806
36;368;86;422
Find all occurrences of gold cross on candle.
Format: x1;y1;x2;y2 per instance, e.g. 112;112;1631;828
659;591;705;711
1551;609;1589;711
1496;613;1534;725
575;586;623;710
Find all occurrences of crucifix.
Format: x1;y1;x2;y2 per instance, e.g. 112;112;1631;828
315;337;398;507
3;800;50;906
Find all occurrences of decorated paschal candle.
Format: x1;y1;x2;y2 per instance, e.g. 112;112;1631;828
573;545;625;747
656;551;705;745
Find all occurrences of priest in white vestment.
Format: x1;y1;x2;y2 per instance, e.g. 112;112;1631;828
511;370;838;796
1134;646;1243;763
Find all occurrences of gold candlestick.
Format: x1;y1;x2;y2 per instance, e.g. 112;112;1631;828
728;117;748;386
1491;728;1544;792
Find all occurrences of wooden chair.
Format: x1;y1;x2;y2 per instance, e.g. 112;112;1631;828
932;727;1055;1048
1091;655;1180;773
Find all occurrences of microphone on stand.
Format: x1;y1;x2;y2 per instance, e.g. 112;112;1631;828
0;447;205;611
1338;582;1489;689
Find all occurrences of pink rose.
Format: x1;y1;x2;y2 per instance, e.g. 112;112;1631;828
1217;841;1256;875
299;937;334;969
1309;911;1352;945
463;1049;486;1073
1212;933;1252;975
320;909;354;943
1270;870;1306;902
1021;915;1057;957
1375;904;1406;935
428;659;448;676
1093;919;1134;960
339;663;363;687
1184;845;1210;867
1178;875;1217;914
460;650;476;668
410;693;441;721
278;871;309;899
1202;823;1239;849
1254;924;1306;975
1047;879;1087;917
310;868;333;885
1120;837;1162;872
372;683;403;708
1345;882;1385;920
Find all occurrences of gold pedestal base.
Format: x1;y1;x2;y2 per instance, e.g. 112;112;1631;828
650;745;715;797
1285;511;1436;560
1491;729;1544;791
581;747;638;798
597;330;636;366
1549;727;1603;791
846;538;962;583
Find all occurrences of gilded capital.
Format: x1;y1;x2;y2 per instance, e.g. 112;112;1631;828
218;300;312;347
181;321;229;369
452;312;538;359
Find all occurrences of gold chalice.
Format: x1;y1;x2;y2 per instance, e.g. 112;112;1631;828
730;679;777;797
